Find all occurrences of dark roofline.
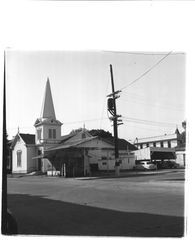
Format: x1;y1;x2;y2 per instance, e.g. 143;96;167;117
11;133;35;148
99;136;137;151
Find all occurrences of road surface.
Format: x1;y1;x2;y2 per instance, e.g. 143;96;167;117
7;169;185;236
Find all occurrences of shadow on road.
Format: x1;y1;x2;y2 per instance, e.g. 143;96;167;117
7;194;184;237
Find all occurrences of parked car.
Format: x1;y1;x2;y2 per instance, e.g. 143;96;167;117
161;161;179;169
133;161;157;171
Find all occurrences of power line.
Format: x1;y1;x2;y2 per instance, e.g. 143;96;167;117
122;116;177;128
123;116;177;126
103;50;184;56
120;51;172;91
7;118;109;131
122;122;169;132
119;95;184;112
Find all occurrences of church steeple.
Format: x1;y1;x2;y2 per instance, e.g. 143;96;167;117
40;77;56;119
34;78;62;145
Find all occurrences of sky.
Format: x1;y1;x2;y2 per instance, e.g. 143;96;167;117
6;50;185;141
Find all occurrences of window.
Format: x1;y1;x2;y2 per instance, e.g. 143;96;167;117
17;150;22;167
160;141;164;147
140;144;143;149
53;129;56;139
146;143;149;147
153;142;156;147
82;132;86;139
48;129;56;139
168;141;171;148
48;129;52;139
37;129;42;140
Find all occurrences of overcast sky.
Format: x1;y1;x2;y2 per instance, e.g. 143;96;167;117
6;50;185;141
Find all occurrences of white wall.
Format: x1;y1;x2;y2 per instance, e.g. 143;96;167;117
134;147;151;161
35;123;61;144
176;151;185;166
171;140;178;148
156;142;161;147
120;153;135;170
88;148;135;171
42;158;52;173
43;124;61;141
12;139;27;173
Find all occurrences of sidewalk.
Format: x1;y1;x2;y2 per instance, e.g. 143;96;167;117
76;169;184;180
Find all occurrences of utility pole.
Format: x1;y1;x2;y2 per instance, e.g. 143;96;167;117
107;64;123;176
2;52;7;234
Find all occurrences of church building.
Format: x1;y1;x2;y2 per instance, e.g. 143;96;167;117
11;78;137;176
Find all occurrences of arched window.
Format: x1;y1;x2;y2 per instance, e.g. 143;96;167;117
17;150;22;167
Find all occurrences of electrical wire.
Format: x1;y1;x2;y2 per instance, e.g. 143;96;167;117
120;51;172;91
122;122;167;132
103;50;184;56
122;116;177;128
119;96;184;112
123;116;177;126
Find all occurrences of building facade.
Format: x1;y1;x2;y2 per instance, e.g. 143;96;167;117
134;131;180;150
10;78;137;176
134;127;186;167
11;133;38;174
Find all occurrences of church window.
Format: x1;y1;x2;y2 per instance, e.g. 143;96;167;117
53;129;56;139
17;150;22;167
37;129;42;140
48;129;56;139
49;129;52;139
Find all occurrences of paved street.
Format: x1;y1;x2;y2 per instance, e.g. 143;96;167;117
7;169;185;236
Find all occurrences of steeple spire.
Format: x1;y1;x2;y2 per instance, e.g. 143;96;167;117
40;78;56;119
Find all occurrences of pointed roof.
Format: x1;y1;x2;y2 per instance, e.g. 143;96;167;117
19;133;35;144
11;133;35;149
40;78;56;119
175;127;180;135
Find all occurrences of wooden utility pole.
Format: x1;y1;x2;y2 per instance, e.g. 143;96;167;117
107;64;123;176
2;52;7;234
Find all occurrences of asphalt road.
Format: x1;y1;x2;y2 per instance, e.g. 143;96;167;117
7;169;185;237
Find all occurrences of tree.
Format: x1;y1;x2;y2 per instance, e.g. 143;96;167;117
178;121;186;148
88;129;113;138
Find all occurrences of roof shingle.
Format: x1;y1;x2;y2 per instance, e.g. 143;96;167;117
19;133;35;144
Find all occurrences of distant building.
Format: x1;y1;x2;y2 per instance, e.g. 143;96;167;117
10;78;137;176
175;121;186;167
134;131;180;150
134;126;186;167
11;133;37;173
